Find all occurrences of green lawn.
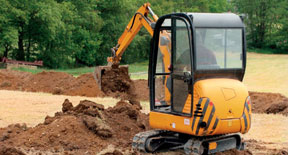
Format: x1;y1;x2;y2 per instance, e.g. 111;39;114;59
11;61;149;78
244;52;288;97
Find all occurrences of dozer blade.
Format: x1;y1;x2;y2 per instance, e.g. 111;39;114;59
93;65;129;91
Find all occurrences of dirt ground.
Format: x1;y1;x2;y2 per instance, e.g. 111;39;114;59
0;69;288;154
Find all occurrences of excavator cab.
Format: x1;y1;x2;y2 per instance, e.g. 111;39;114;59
133;13;251;154
150;13;247;112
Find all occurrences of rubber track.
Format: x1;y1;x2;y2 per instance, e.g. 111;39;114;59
132;130;168;152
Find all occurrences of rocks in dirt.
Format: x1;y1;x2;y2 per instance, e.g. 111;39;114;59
82;116;112;138
0;124;28;142
0;81;11;87
62;99;73;112
0;132;9;141
62;99;112;138
0;145;25;155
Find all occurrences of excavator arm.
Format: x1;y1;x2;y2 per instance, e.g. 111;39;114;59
95;3;171;103
107;3;158;65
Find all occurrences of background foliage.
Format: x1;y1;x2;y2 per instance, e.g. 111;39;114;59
0;0;287;68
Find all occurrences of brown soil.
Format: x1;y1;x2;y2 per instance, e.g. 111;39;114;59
245;139;288;155
101;65;135;100
0;99;149;154
0;69;149;101
249;91;288;116
216;149;252;155
134;79;149;101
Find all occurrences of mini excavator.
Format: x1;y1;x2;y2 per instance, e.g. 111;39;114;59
94;3;251;154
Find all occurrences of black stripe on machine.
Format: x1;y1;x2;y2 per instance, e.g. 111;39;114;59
209;118;219;134
205;106;215;131
192;98;203;131
243;112;248;132
196;99;210;135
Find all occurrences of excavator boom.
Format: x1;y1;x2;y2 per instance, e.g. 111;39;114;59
108;3;158;64
94;3;159;90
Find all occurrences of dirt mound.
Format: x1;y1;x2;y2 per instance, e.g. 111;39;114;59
63;73;105;97
249;91;288;116
22;71;75;93
21;71;105;97
0;69;150;100
0;70;31;91
0;99;149;154
134;79;149;101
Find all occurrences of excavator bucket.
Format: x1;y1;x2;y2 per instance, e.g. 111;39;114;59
93;65;129;91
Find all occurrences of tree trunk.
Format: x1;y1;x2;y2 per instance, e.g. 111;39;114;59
17;24;25;61
4;44;9;57
27;35;31;61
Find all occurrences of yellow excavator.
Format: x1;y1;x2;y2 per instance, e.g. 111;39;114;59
95;3;251;154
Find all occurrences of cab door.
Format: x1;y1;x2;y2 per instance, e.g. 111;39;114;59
171;16;193;115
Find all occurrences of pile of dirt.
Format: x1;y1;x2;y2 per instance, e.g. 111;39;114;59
0;70;32;91
59;73;105;97
249;92;288;116
0;99;149;154
0;69;149;100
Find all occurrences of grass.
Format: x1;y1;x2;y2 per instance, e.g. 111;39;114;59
12;67;95;77
248;47;287;54
11;61;149;77
244;52;288;97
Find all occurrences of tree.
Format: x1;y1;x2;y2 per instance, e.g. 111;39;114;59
233;0;287;50
0;0;18;58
